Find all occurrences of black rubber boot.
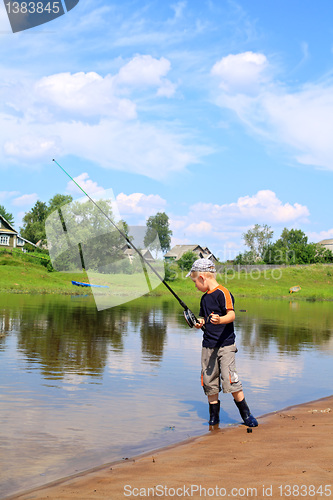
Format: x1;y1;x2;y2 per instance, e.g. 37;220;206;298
208;401;220;425
234;398;258;427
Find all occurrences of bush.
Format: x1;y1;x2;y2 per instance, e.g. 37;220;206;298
164;263;177;281
177;251;198;271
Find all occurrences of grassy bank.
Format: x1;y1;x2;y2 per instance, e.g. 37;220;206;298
0;252;332;300
0;251;91;294
165;264;333;301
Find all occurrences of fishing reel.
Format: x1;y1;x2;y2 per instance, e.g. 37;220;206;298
183;308;205;331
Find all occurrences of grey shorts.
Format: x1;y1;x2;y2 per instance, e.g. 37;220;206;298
201;344;243;395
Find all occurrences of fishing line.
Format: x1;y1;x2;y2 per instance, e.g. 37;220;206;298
52;159;202;329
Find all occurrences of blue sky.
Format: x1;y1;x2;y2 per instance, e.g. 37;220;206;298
1;0;333;260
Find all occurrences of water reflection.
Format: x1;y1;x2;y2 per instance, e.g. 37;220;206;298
140;309;167;362
0;294;332;498
234;298;333;354
0;296;174;379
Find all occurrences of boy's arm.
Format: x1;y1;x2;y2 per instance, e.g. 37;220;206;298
195;309;235;327
210;309;235;325
210;288;235;325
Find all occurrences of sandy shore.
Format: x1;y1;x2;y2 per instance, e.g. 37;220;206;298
10;396;333;500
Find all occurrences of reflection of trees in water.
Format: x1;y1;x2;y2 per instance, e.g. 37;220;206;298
235;318;270;356
5;295;332;378
15;303;123;378
0;296;174;378
235;302;333;354
140;309;167;362
0;315;9;347
0;298;132;378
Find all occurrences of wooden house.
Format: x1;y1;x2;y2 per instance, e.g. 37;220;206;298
0;215;36;250
164;244;218;264
318;239;333;252
123;245;155;263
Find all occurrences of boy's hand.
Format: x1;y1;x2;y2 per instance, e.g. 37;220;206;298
194;318;205;329
209;312;221;325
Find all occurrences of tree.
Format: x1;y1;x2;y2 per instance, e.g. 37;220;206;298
177;251;198;271
243;224;274;262
314;244;333;263
144;212;172;253
0;205;14;225
47;194;73;216
279;228;308;249
20;195;74;245
20;200;48;244
234;250;257;265
262;228;333;264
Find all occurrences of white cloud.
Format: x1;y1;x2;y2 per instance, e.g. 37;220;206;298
307;228;333;243
259;87;333;169
117;55;170;86
13;193;38;207
170;235;191;246
115;55;176;97
212;51;333;172
170;218;187;231
0;191;20;202
116;192;166;217
35;72;136;120
0;112;202;177
234;190;309;222
4;134;60;161
211;51;269;94
169;190;310;258
65;177;166;223
0;57;199;177
190;190;309;224
66;173;105;196
187;221;212;235
156;79;177;98
56;119;200;180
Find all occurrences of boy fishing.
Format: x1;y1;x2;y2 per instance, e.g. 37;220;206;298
186;258;258;427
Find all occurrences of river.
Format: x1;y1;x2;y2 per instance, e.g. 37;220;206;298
0;294;332;498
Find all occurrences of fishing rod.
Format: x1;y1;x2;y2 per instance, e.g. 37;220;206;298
52;159;202;330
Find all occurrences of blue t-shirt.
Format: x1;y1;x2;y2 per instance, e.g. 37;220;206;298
199;285;235;348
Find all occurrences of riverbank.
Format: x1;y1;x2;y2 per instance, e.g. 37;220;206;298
0;252;332;300
10;395;333;500
163;263;333;301
0;251;91;294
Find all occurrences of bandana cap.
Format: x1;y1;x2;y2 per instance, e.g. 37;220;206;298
186;258;216;277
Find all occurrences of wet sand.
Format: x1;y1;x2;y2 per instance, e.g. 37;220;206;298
10;396;333;500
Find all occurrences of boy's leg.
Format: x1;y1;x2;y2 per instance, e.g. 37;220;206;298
207;394;219;403
218;346;258;427
233;394;258;427
207;393;220;426
218;344;243;394
201;347;221;425
232;390;245;402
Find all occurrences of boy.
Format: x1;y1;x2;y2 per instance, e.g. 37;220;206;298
186;258;258;427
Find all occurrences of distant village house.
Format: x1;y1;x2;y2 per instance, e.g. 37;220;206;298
318;239;333;252
164;245;218;264
0;215;36;250
123;245;155;263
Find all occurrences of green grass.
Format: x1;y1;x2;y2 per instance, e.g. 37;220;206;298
0;252;91;294
0;252;332;301
156;264;333;301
